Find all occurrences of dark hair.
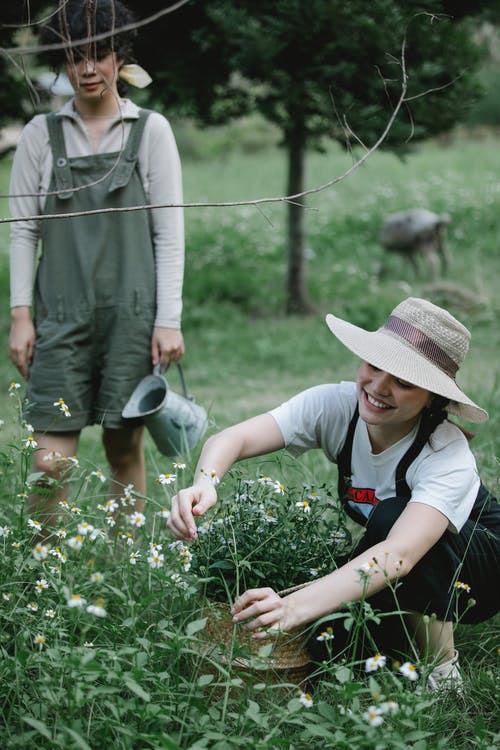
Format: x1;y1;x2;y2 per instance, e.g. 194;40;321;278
39;0;137;71
421;394;474;445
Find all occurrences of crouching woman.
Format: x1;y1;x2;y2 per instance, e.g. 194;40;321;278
168;298;500;691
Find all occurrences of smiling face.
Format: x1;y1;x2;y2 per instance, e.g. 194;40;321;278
357;361;432;451
65;48;122;109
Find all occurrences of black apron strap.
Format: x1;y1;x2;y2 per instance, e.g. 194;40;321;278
337;407;434;521
337;404;498;537
46;113;74;200
336;405;368;525
394;418;431;500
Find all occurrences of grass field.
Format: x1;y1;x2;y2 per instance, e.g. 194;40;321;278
0;123;498;749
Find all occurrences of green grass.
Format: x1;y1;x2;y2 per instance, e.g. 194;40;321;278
0;129;499;749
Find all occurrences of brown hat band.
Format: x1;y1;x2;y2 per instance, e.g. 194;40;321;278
384;316;459;379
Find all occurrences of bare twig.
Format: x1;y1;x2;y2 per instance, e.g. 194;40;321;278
0;40;409;225
0;13;464;226
404;73;464;102
0;1;71;29
253;203;275;227
1;0;192;56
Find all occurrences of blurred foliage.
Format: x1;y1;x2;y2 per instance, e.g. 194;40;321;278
1;0;500;135
130;0;492;152
0;1;51;127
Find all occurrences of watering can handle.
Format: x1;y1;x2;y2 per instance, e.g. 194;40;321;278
153;362;190;399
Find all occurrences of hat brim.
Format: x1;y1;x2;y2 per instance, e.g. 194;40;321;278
325;314;488;423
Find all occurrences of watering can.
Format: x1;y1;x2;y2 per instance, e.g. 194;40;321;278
122;363;208;456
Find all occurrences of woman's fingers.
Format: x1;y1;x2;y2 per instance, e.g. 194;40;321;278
167;484;218;540
231;588;283;630
231;587;277;613
151;327;185;366
167;492;197;540
9;318;36;379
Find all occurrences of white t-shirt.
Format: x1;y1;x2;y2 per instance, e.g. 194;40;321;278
269;382;480;533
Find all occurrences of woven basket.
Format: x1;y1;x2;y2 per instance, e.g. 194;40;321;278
196;598;312;686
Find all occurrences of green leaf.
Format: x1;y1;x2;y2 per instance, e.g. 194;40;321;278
209;560;236;570
287;698;302;713
368;676;381;696
197;673;214;686
186;617;208;636
257;643;273;658
187;739;210;750
302;725;336;739
134;651;149;668
157;734;181;750
246;699;260;717
22;716;52;740
405;731;435;742
105;585;128;600
64;728;93;750
123;676;151;702
246;699;268;728
27;472;49;484
335;665;352;684
317;703;340;722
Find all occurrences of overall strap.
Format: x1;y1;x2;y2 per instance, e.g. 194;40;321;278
108;109;152;193
337;405;359;506
394;418;431;500
337;405;431;516
46;113;74;200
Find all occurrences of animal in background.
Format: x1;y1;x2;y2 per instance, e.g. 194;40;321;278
379;209;450;280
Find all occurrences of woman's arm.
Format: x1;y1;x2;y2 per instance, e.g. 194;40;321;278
9;118;45;309
167;413;285;541
9;117;46;376
141;113;185;331
231;501;449;636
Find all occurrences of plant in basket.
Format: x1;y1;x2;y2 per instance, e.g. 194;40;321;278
189;472;352;681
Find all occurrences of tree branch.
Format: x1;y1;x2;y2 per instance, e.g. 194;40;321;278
1;0;192;57
0;40;409;225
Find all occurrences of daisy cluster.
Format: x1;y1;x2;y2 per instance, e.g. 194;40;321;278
190;474;351;599
364;651;420;683
280;649;423;729
0;451;194;655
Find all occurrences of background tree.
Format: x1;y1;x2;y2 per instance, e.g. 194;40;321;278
0;1;52;131
2;1;496;312
133;0;490;313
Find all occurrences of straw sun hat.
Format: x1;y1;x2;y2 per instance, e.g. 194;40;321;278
326;297;488;423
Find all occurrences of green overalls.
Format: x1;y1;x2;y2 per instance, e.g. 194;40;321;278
26;109;155;431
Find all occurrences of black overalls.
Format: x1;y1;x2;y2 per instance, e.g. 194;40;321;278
309;408;500;660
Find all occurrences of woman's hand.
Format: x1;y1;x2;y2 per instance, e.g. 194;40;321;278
167;480;218;541
167;415;286;541
9;307;36;379
151;327;185;366
231;588;298;638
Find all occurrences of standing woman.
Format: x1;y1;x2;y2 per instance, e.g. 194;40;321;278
9;0;185;523
168;298;500;691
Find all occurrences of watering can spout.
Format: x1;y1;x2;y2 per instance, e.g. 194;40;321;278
122;363;207;456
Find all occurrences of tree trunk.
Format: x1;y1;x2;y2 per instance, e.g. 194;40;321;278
285;127;312;315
